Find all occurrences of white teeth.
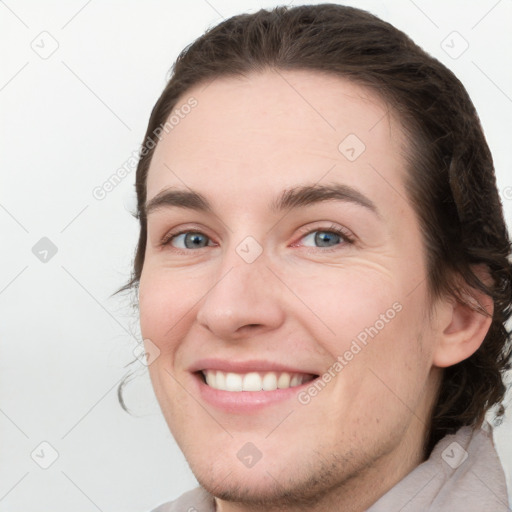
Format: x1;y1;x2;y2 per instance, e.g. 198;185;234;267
243;372;262;391
262;373;277;391
277;373;291;389
202;370;313;392
225;372;243;392
205;371;216;387
216;370;226;390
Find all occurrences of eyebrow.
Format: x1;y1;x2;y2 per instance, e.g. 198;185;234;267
144;183;379;217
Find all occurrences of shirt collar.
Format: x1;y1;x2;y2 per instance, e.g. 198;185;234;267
367;420;510;511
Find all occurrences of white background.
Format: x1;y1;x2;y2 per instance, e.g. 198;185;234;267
1;1;511;510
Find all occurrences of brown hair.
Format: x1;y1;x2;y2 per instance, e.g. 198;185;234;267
117;3;512;459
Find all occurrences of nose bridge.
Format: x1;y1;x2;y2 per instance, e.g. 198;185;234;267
195;235;285;338
215;221;272;286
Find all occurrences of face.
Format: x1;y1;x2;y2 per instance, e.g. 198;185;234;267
138;70;444;509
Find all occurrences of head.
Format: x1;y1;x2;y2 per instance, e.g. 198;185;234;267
118;4;512;508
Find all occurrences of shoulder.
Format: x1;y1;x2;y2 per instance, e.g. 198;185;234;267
148;486;215;512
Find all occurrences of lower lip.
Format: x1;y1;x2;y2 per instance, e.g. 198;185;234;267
193;373;319;413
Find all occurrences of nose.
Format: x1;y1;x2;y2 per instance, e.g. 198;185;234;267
195;247;286;341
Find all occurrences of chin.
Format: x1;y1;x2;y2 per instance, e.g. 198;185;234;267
195;470;343;510
194;471;309;508
185;448;345;510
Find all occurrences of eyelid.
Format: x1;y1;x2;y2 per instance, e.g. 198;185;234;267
297;222;353;238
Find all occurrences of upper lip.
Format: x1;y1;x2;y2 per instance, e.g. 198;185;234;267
189;358;319;376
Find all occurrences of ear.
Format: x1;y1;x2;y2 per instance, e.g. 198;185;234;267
432;265;494;368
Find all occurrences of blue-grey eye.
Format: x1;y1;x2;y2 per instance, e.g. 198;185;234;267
172;232;210;249
301;229;344;248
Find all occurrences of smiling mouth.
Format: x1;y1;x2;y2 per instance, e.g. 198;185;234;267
199;370;318;392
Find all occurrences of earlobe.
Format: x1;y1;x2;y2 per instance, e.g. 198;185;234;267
432;283;494;369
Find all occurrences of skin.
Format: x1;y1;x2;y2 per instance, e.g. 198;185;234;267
138;69;493;512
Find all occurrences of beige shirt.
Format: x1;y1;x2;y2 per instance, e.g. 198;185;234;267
149;421;510;511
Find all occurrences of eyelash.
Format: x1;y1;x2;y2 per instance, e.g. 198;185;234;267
160;224;355;254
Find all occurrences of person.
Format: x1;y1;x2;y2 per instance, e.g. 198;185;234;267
117;4;512;511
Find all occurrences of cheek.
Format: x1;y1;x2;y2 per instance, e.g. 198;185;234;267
138;269;191;355
294;264;432;404
287;265;403;349
138;270;198;429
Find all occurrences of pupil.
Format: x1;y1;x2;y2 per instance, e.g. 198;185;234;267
317;232;338;247
187;233;204;248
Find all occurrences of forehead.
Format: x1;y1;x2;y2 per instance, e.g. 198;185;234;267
146;69;409;216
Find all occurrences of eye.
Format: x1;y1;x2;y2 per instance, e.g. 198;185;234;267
161;230;214;251
295;224;354;251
